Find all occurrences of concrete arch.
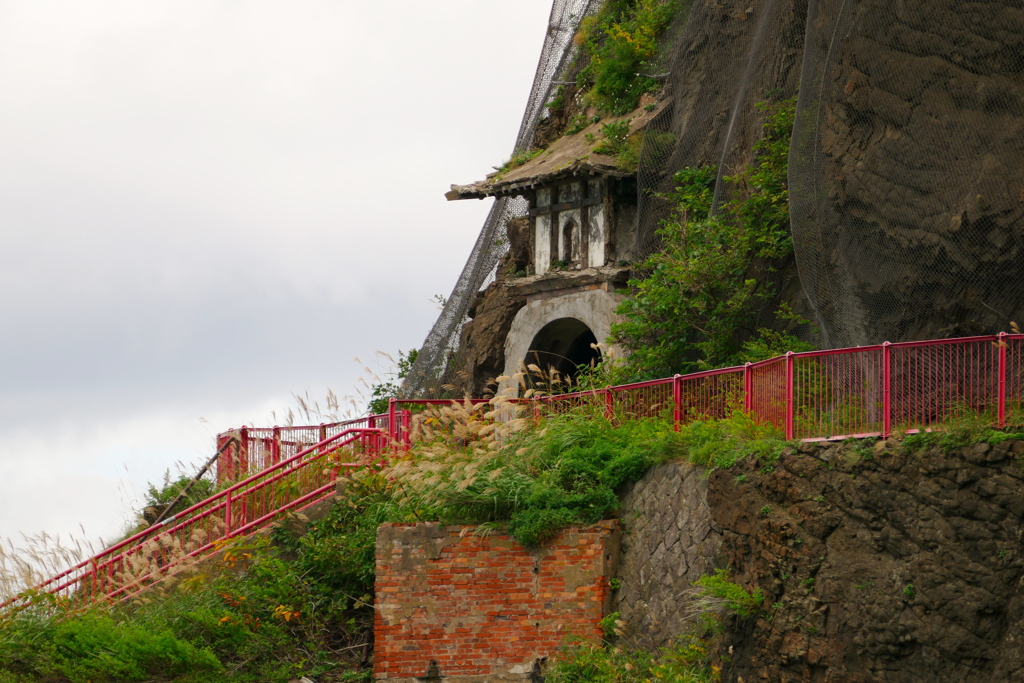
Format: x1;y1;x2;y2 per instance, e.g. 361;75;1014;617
501;289;626;395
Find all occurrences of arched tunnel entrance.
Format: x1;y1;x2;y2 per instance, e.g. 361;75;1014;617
523;317;601;389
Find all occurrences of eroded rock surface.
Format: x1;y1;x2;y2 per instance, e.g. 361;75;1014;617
709;438;1024;682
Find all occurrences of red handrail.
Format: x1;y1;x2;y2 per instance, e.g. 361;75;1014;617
2;427;386;612
392;333;1024;442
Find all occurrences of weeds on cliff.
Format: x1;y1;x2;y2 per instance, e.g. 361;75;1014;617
612;98;802;380
900;404;1024;453
693;569;764;619
574;0;681;115
674;410;785;470
385;396;682;545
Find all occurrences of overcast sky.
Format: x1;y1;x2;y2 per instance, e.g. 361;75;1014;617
0;0;554;547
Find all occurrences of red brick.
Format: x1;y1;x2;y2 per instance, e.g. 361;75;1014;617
374;523;618;679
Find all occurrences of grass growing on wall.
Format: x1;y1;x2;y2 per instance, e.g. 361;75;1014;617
384;396;784;546
547;635;721;683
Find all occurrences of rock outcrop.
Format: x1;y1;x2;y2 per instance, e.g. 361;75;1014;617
613;435;1024;681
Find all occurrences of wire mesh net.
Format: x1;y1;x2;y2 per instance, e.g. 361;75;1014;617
789;0;1024;348
406;0;1024;397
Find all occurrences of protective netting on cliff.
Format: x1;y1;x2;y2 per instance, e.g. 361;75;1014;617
405;0;1024;397
789;0;1024;348
632;0;806;268
402;0;603;397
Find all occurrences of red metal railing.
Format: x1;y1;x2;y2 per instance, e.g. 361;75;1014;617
1;427;386;613
11;333;1024;613
389;333;1024;442
216;416;384;483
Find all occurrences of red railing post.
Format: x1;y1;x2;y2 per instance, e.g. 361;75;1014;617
998;332;1008;428
605;386;614;420
388;398;398;446
402;409;412;451
743;362;753;414
672;374;682;431
785;352;795;440
216;432;233;485
224;492;233;535
238;426;249;479
882;342;892;438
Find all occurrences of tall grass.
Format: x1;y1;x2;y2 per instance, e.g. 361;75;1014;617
0;533;101;605
382;389;785;545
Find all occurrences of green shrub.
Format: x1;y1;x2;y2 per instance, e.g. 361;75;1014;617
694;569;764;619
612;99;800;380
390;401;684;546
367;348;418;415
145;472;217;513
576;0;681;115
547;633;719;683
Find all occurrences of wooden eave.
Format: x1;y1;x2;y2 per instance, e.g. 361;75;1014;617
446;100;667;201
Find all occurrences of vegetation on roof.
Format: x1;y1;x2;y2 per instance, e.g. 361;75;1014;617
575;0;680;115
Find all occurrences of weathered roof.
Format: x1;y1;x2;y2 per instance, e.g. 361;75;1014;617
446;101;667;201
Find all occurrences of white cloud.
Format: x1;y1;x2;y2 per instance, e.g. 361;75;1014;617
0;0;554;545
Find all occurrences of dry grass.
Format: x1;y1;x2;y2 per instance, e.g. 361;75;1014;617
381;395;530;513
0;530;100;603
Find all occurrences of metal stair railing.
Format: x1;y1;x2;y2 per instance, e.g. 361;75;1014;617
1;426;387;612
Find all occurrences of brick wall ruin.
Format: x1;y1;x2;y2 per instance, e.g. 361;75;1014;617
374;521;620;682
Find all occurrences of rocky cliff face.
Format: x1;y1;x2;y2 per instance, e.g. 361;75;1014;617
614;437;1024;682
789;0;1024;347
655;0;1024;347
710;437;1024;682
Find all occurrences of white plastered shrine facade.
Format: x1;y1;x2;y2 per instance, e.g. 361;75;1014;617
446;102;666;394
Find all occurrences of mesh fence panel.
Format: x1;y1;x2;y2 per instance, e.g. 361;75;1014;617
634;0;807;263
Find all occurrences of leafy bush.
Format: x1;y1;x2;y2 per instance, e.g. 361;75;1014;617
386;400;684;546
612;99;802;380
367;348;418;415
145;472;218;512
